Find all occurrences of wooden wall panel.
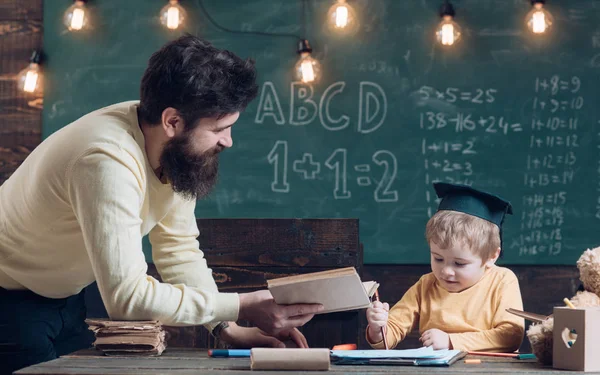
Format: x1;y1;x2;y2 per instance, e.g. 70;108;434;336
0;0;43;184
197;218;360;268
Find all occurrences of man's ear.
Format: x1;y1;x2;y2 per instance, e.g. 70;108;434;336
485;247;501;267
161;107;184;138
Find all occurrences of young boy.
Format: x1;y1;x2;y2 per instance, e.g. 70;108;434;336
366;182;524;352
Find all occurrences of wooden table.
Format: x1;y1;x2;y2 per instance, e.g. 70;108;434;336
14;348;599;374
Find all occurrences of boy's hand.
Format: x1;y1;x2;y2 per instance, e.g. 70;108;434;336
419;328;450;350
366;301;389;343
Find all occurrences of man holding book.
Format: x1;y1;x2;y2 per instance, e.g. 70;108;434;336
0;35;321;375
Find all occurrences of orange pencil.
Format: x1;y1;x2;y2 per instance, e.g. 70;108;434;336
373;289;389;350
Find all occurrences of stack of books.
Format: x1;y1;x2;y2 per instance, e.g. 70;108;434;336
85;319;166;356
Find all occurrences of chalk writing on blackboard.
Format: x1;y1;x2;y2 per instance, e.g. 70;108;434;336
255;81;387;133
267;142;399;203
515;75;584;257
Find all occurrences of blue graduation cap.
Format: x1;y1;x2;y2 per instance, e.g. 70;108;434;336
433;182;513;255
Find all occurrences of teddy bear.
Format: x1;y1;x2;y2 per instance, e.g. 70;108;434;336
526;246;600;365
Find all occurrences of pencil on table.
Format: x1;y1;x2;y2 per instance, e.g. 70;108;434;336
373;289;389;350
563;298;576;309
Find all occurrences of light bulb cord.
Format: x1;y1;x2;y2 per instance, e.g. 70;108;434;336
197;0;305;41
301;0;307;40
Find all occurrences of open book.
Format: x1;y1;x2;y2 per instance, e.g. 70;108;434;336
331;347;467;366
267;267;379;314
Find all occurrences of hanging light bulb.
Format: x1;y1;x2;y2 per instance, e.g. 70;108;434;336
17;50;42;94
294;40;321;84
526;0;553;34
326;0;359;34
63;0;89;31
160;0;187;30
435;1;462;46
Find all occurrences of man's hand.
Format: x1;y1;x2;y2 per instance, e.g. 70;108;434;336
238;290;323;336
220;322;309;348
366;300;389;343
419;328;450;350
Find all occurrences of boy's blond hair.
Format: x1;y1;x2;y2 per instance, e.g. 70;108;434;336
425;210;500;261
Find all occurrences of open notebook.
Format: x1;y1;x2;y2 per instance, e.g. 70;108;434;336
267;267;379;314
331;347;467;366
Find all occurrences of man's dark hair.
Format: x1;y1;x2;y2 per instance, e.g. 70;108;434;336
138;34;258;129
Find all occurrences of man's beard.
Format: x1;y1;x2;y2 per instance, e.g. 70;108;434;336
159;134;222;201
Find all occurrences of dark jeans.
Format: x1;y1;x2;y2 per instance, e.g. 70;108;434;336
0;288;95;375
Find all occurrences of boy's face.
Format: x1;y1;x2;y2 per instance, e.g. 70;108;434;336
429;241;495;293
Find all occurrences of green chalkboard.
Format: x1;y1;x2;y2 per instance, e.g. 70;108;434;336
42;0;600;265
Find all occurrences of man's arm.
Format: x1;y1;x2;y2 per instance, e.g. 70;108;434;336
68;147;238;326
149;198;217;291
148;198;222;331
148;198;319;347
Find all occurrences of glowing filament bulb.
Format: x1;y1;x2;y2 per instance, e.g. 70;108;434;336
23;70;39;93
436;15;461;46
532;11;546;33
17;51;42;94
160;0;186;30
300;60;315;83
441;23;455;45
526;2;553;34
167;6;179;29
63;0;89;31
71;8;85;30
294;51;321;84
326;0;359;34
335;5;349;28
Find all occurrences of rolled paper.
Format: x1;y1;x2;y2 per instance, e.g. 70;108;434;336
250;348;330;371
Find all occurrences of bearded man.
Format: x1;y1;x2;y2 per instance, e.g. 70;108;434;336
0;35;321;375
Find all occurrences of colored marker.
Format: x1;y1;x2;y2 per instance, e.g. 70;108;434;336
516;353;536;360
208;349;251;358
465;359;482;364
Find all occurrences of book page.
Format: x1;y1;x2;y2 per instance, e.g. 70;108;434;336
267;267;357;288
330;347;457;359
362;281;380;298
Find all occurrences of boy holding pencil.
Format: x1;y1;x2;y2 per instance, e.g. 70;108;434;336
366;182;524;352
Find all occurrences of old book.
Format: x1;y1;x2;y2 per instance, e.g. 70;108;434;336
267;267;378;314
85;319;166;356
